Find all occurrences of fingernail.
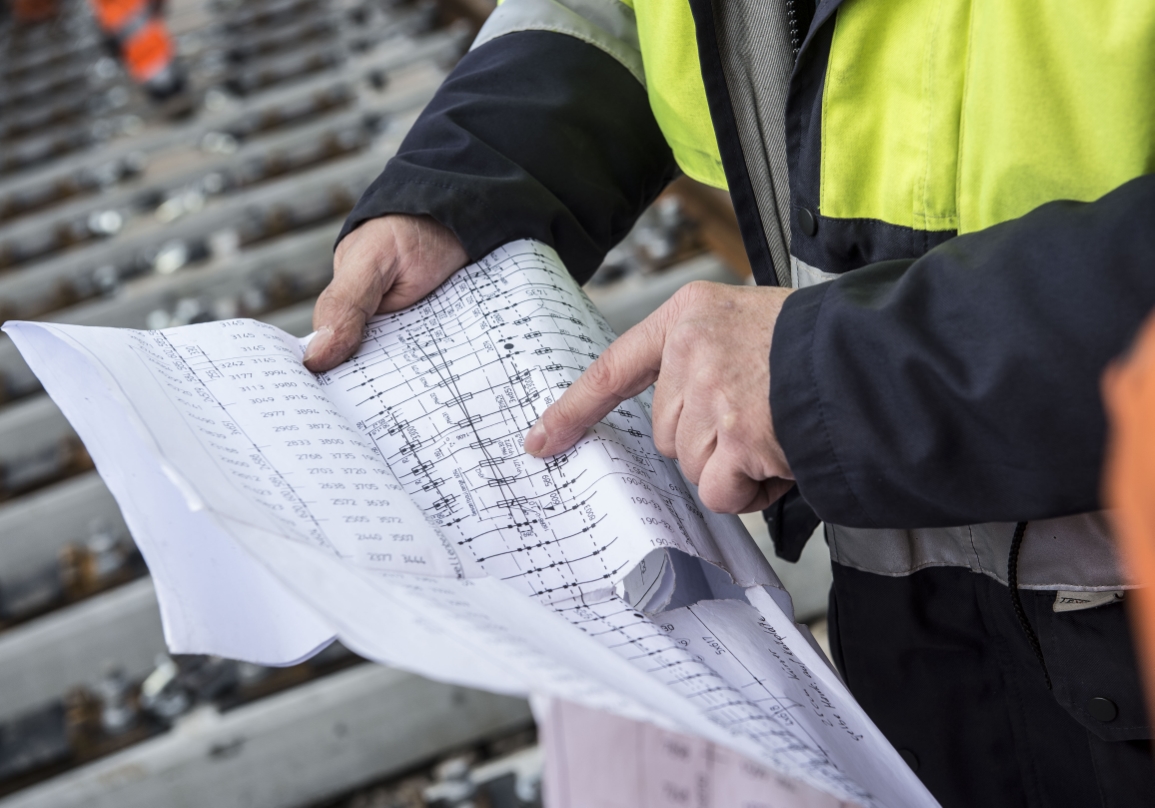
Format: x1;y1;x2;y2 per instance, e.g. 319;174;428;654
523;421;548;456
303;326;333;365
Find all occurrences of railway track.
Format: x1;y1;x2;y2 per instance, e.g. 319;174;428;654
0;0;754;803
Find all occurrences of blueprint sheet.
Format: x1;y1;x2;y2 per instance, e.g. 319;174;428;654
4;241;936;808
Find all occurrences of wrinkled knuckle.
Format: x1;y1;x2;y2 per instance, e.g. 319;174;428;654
336;233;373;269
315;283;337;307
584;355;623;395
676;280;716;307
542;397;574;430
546;393;591;435
324;285;361;313
313;285;344;318
671;282;699;308
716;409;743;440
665;323;698;356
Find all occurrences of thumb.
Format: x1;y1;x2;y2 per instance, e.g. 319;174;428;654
304;224;396;371
306;216;468;371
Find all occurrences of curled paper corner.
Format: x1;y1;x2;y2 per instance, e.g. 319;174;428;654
161;462;206;512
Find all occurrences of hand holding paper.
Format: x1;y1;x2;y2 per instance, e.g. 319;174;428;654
4;241;938;808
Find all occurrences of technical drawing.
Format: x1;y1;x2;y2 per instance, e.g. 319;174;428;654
5;241;936;808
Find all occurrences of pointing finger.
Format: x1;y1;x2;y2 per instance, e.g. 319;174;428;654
525;307;671;457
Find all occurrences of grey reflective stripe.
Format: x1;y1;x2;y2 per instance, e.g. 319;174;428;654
790;255;838;289
472;0;645;87
828;511;1130;592
713;0;795;287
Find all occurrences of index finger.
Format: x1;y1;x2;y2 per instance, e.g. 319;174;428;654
524;309;669;457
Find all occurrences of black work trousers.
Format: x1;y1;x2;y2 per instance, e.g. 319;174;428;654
828;563;1155;807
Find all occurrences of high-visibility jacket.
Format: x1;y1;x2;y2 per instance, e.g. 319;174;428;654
338;1;1155;798
479;0;1155;242
343;0;1155;578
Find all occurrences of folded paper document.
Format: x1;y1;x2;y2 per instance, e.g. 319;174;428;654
4;241;937;808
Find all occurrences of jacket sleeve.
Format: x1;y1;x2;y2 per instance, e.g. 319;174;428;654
336;0;677;284
771;173;1155;529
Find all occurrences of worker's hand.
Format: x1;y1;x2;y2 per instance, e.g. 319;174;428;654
304;214;468;371
524;281;795;514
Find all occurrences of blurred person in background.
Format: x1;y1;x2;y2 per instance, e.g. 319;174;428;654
88;0;183;100
302;0;1155;805
7;0;183;99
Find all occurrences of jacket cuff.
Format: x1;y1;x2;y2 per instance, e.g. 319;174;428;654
335;164;540;265
770;282;873;527
334;30;675;284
